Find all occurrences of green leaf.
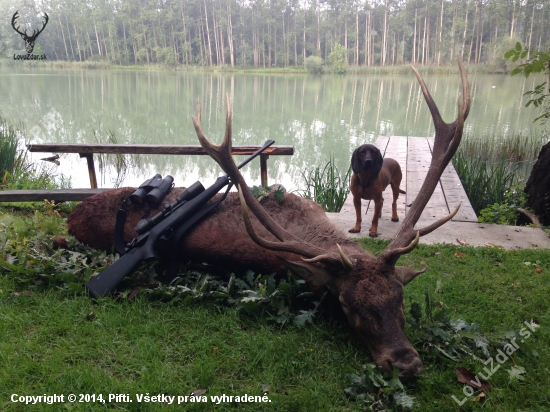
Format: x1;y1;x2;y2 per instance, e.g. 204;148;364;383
515;42;522;51
393;391;415;409
293;309;316;327
410;302;422;323
520;50;528;59
504;49;515;59
508;365;526;381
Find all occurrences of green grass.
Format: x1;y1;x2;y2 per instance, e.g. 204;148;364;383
1;208;549;411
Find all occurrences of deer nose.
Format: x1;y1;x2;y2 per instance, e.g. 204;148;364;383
379;348;423;378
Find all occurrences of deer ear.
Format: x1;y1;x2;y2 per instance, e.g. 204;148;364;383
373;147;383;175
278;258;332;287
394;265;426;285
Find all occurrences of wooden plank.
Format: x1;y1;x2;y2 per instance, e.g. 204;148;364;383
406;137;448;224
426;138;477;222
27;143;294;156
0;189;111;202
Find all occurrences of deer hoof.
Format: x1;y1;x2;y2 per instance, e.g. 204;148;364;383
348;227;361;233
391;217;399;222
369;232;379;238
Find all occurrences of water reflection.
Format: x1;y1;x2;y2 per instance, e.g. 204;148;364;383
0;68;542;191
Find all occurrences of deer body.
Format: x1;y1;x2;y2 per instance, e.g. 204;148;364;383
68;187;368;274
67;58;470;378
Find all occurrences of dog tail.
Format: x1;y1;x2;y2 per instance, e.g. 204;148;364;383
399;189;406;194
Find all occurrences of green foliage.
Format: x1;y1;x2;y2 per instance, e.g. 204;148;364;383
452;152;519;215
345;364;414;410
250;185;284;204
504;43;550;124
451;134;542;215
0;115;71;191
0;208;316;326
148;269;319;327
489;36;524;72
300;155;351;212
0;205;113;293
328;43;348;74
0;117;25;181
304;56;324;74
478;184;528;225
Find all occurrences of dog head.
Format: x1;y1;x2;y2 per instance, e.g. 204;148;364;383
351;144;383;175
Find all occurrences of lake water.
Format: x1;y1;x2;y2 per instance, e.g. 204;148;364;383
0;67;543;191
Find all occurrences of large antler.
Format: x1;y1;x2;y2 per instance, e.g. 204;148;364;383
192;94;351;269
378;56;470;267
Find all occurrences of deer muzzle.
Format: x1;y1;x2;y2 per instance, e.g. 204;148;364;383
373;345;423;378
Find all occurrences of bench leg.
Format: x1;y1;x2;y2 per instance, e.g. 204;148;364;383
80;153;98;188
260;154;269;187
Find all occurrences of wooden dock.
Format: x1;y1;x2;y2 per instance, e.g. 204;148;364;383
340;136;477;229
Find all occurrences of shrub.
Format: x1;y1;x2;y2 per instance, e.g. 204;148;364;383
478;184;528;225
304;56;323;74
328;43;348;74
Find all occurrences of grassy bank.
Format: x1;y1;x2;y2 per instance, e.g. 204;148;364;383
1;58;509;75
0;207;549;411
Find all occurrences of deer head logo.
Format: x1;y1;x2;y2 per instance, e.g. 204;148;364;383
11;11;49;54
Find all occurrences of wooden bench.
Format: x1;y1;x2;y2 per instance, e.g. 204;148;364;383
0;143;294;203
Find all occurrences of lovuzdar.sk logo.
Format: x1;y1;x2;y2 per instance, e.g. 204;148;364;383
11;10;49;60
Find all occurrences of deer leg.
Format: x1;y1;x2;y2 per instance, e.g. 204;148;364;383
369;196;383;237
348;196;362;233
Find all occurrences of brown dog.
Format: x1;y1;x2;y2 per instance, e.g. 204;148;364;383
348;144;405;237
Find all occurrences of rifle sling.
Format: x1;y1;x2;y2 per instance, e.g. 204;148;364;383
114;209;128;255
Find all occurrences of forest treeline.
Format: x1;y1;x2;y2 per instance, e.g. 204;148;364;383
1;0;548;69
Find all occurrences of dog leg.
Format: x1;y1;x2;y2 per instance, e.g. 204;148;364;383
390;183;401;222
348;196;362;233
369;196;383;237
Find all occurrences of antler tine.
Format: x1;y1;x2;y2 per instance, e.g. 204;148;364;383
237;186;343;267
192;94;350;269
378;56;470;267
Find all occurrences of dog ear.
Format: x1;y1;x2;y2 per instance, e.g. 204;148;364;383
372;146;383;175
351;148;361;174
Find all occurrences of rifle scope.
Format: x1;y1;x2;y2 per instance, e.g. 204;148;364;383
134;180;205;235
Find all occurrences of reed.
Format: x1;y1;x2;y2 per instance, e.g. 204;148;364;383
300;156;351;213
0;117;27;185
0;115;70;191
452;132;546;214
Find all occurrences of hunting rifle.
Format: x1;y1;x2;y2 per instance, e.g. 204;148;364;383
85;139;275;298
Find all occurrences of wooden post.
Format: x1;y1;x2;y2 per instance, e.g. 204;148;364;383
80;153;98;188
260;154;269;187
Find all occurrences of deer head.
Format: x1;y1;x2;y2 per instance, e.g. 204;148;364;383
11;11;49;54
192;57;470;377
